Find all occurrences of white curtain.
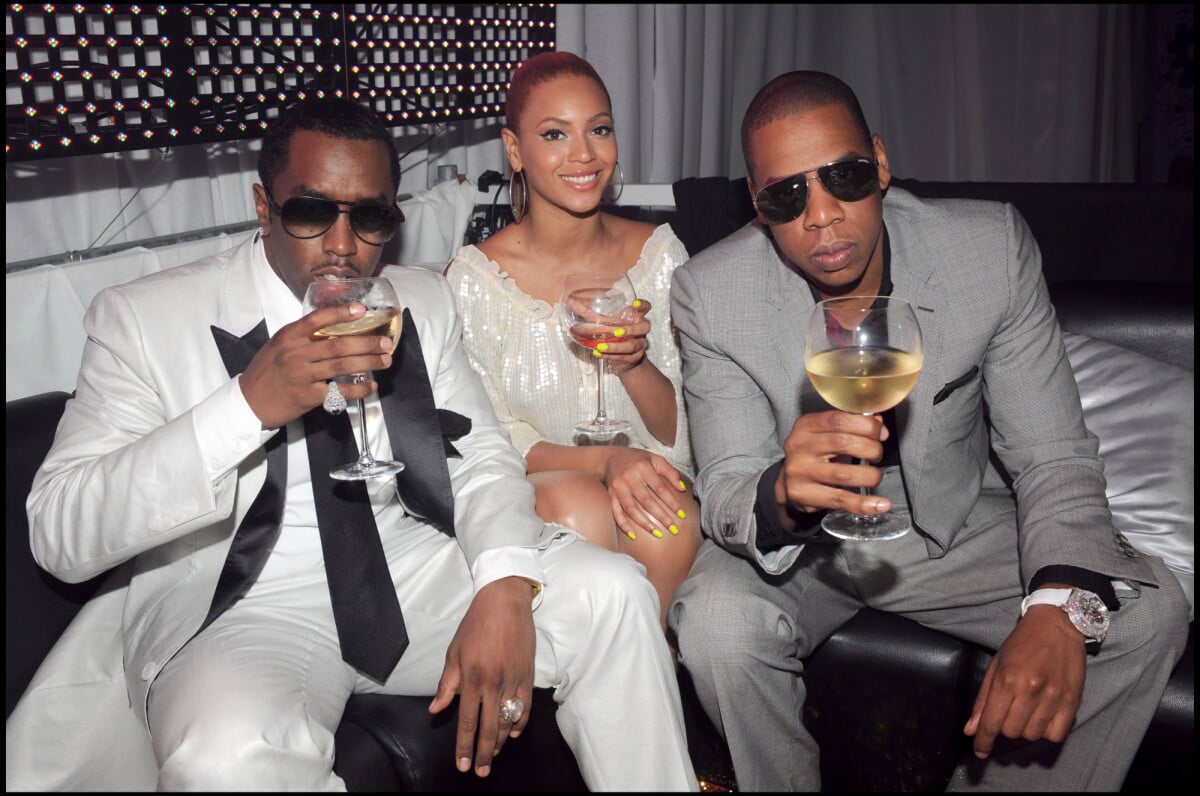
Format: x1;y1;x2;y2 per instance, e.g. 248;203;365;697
559;3;1139;185
6;4;1140;267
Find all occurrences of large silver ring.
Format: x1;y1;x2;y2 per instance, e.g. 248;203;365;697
323;381;347;415
499;697;524;724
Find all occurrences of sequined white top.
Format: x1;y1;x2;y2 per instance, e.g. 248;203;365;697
445;223;694;475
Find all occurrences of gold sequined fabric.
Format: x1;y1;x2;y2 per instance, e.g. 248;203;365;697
445;224;693;475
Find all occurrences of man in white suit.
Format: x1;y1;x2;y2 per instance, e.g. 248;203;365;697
668;71;1189;791
11;97;696;791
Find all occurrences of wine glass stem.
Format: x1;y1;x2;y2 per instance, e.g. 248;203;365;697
849;459;877;521
355;397;378;467
850;412;879;521
594;356;609;422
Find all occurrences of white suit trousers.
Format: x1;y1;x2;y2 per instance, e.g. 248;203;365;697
149;524;697;791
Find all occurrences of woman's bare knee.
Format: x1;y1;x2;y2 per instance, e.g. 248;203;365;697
530;472;619;550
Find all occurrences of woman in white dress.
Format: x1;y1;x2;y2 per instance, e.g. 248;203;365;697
444;52;700;632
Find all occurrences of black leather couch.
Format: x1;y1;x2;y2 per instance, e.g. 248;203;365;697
7;181;1194;792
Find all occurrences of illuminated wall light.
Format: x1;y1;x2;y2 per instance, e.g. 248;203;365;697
59;136;73;146
89;134;101;143
30;140;43;151
24;106;38;117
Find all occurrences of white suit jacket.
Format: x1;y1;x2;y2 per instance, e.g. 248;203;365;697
8;234;545;790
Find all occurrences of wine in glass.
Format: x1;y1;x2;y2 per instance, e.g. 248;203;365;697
559;272;638;442
803;296;923;540
303;276;405;480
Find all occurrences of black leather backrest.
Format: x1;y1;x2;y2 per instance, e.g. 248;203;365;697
1049;280;1194;372
889;179;1194;286
5;391;104;717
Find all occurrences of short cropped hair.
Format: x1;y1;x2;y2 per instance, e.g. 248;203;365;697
258;96;401;195
740;71;872;175
504;51;612;133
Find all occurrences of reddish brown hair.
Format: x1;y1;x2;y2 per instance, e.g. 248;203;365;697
504;51;612;133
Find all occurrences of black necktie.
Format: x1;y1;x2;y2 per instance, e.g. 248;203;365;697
302;405;408;683
206;311;460;680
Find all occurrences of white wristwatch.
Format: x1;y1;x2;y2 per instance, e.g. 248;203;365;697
1020;587;1110;644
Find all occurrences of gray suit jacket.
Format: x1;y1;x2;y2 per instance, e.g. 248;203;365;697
670;186;1160;589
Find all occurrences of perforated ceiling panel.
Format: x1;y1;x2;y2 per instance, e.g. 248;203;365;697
5;3;556;162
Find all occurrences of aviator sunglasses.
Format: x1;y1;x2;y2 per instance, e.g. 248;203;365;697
265;190;404;246
752;157;880;225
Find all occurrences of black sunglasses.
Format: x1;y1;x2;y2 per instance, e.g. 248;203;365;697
265;190;404;246
752;157;879;225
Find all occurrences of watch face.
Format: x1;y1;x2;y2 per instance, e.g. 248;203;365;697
1067;589;1110;640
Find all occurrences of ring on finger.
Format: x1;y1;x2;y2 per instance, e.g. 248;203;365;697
499;697;524;724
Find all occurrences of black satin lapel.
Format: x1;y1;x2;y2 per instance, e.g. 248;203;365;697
377;309;457;536
212;320;269;377
200;319;286;634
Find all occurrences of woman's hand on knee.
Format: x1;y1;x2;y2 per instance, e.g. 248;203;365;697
603;451;691;541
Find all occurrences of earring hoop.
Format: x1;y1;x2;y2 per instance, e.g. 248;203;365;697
509;169;529;224
603;161;625;205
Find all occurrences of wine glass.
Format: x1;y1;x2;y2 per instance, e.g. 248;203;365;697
302;276;406;480
559;272;639;442
803;296;924;540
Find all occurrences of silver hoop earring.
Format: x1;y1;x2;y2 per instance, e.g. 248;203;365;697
259;227;271;239
603;161;625;205
510;169;529;224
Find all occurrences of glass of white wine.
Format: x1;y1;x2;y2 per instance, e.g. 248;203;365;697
803;296;923;540
303;276;405;480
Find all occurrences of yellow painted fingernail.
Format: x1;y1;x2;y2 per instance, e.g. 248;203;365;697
677;509;687;519
633;299;643;309
678;479;687;491
625;530;637;540
596;342;608;352
652;529;664;539
614;328;626;337
669;525;680;535
593;349;602;358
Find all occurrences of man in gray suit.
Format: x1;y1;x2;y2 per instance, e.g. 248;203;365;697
668;70;1189;791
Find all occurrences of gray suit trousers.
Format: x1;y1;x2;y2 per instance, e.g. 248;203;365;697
671;497;1189;791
